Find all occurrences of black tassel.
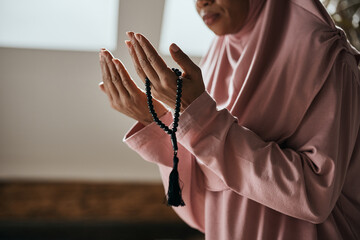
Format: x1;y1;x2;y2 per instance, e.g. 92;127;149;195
167;155;185;207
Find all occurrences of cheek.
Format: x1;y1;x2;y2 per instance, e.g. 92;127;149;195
198;0;249;35
229;13;245;32
226;2;249;32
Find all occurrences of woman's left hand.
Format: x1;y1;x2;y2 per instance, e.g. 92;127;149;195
126;32;205;111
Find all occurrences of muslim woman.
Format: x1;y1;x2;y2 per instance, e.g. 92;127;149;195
98;0;360;239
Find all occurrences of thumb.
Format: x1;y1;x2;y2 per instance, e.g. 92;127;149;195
169;43;200;77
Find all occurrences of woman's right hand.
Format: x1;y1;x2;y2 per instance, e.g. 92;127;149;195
99;49;168;126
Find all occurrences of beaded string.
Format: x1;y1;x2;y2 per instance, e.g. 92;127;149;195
145;68;185;207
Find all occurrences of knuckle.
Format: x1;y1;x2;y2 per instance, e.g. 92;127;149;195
162;81;170;90
135;66;143;75
147;54;156;64
139;58;149;68
114;99;122;107
104;76;111;82
122;98;130;107
111;75;120;84
122;79;129;88
132;42;139;50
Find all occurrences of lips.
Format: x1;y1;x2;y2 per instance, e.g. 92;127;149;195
202;12;220;26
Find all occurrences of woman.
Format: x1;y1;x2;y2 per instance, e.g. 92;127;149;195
99;0;360;239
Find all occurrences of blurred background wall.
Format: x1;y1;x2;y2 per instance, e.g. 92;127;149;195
0;0;205;183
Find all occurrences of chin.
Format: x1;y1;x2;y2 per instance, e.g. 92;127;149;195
210;28;230;36
210;29;225;36
206;20;234;36
207;24;228;36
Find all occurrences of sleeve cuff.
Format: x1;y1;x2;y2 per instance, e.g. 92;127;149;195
177;91;219;144
123;111;173;148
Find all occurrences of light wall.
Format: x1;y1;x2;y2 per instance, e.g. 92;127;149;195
0;0;202;183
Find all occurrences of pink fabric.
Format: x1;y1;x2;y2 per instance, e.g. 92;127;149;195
124;0;360;239
239;0;266;35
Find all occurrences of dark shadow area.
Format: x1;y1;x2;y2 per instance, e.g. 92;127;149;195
0;220;204;240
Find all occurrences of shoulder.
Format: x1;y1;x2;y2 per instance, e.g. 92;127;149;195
282;1;360;84
290;0;334;27
333;51;360;86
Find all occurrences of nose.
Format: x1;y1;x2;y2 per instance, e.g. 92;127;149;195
196;0;214;8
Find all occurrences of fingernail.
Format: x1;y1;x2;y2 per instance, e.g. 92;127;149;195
126;31;134;38
98;82;104;86
171;43;179;52
135;33;141;41
125;40;131;48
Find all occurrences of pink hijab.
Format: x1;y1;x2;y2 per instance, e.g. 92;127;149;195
200;0;360;143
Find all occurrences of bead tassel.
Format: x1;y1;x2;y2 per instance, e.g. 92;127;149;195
145;68;185;207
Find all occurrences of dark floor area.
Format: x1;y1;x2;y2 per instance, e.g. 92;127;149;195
0;220;205;240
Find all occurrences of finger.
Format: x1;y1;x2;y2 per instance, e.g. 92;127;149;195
127;32;159;84
102;50;130;98
112;58;139;94
169;43;201;77
98;81;113;102
100;52;119;99
134;33;170;78
125;40;147;83
99;82;106;93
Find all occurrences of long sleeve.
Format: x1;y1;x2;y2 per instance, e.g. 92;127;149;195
124;112;205;232
176;56;360;224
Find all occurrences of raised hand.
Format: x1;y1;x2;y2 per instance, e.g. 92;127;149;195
125;32;205;111
99;49;167;125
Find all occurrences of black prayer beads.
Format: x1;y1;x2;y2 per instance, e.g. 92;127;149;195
145;68;185;207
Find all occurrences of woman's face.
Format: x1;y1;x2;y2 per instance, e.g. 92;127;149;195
195;0;249;35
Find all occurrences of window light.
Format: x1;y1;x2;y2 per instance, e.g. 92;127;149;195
0;0;119;51
159;0;214;57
